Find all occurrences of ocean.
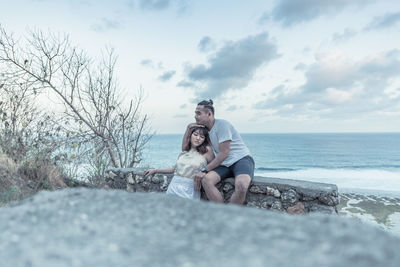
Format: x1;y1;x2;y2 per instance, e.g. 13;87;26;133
140;133;400;196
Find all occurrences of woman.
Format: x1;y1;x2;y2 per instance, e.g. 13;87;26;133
144;126;214;200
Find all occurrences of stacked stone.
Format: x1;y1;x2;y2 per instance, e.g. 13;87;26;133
105;168;339;214
243;177;338;214
105;168;170;193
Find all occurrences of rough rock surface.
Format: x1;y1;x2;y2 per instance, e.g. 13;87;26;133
1;188;400;267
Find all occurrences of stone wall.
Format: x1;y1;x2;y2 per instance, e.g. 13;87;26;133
105;168;339;214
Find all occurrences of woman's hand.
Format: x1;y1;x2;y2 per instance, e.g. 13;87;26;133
144;169;157;176
194;171;206;190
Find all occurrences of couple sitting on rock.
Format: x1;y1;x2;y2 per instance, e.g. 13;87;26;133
145;99;255;205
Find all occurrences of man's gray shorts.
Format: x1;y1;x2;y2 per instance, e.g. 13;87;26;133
212;155;255;181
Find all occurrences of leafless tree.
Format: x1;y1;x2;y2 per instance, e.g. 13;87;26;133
0;67;59;162
0;26;152;182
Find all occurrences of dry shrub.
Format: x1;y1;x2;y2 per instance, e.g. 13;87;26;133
0;154;17;185
0;153;17;171
0;153;22;190
18;157;67;191
0;153;26;204
0;153;67;206
34;163;67;190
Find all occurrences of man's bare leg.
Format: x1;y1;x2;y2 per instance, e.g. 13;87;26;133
229;174;251;205
201;171;223;203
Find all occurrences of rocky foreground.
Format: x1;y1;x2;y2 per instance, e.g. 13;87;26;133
1;188;400;267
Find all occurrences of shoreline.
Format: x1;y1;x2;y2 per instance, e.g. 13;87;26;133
338;193;400;236
338;188;400;198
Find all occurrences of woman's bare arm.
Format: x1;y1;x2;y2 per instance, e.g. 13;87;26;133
204;145;215;163
144;167;174;176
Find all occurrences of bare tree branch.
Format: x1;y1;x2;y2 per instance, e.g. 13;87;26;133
0;26;152;182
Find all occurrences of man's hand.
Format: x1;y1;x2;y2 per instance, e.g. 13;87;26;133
194;171;206;190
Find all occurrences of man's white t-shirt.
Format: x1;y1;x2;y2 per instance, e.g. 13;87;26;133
209;119;251;167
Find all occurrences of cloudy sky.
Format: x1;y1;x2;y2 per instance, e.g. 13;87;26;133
2;0;400;133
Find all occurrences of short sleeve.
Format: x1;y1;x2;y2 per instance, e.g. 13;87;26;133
217;120;233;143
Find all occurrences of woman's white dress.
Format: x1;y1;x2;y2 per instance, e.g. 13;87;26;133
166;149;207;200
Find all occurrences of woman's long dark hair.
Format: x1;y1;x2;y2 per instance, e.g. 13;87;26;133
185;126;211;155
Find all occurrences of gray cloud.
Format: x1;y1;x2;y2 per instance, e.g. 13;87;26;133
332;28;357;43
294;63;306;71
226;105;244;111
139;0;170;10
270;0;371;27
91;18;121;32
258;11;270;25
176;0;192;14
254;50;400;118
158;70;176;81
140;59;154;67
173;114;189;118
303;47;311;54
198;36;215;53
302;50;400;96
365;11;400;31
137;0;191;13
184;32;279;100
140;59;166;71
177;80;195;88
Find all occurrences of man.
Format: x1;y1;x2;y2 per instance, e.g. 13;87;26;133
183;99;255;205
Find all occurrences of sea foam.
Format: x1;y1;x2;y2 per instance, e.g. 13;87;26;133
256;168;400;196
